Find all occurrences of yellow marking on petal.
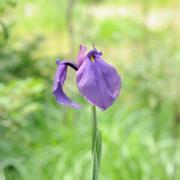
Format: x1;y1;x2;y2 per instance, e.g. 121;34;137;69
90;56;95;62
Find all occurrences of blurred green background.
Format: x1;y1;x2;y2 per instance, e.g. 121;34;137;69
0;0;180;179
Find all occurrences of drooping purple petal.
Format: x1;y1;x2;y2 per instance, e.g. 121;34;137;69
77;45;87;67
76;55;121;110
53;60;80;108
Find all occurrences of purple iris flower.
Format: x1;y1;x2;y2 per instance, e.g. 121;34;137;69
53;45;121;110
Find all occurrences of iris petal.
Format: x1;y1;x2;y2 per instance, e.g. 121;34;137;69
76;57;121;110
77;45;87;67
53;60;80;108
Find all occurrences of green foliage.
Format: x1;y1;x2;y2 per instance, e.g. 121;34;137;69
0;0;179;180
96;18;146;43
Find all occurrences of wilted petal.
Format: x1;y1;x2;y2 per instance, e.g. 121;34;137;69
77;45;87;67
76;57;121;110
53;60;80;108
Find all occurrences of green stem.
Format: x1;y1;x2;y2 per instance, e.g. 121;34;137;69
92;106;97;153
92;106;102;180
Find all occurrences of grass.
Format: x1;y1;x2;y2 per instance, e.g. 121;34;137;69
1;89;179;179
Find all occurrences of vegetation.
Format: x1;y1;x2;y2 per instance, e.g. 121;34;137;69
0;0;179;179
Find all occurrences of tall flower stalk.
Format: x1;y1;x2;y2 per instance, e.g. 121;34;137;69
92;105;102;180
53;44;121;179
